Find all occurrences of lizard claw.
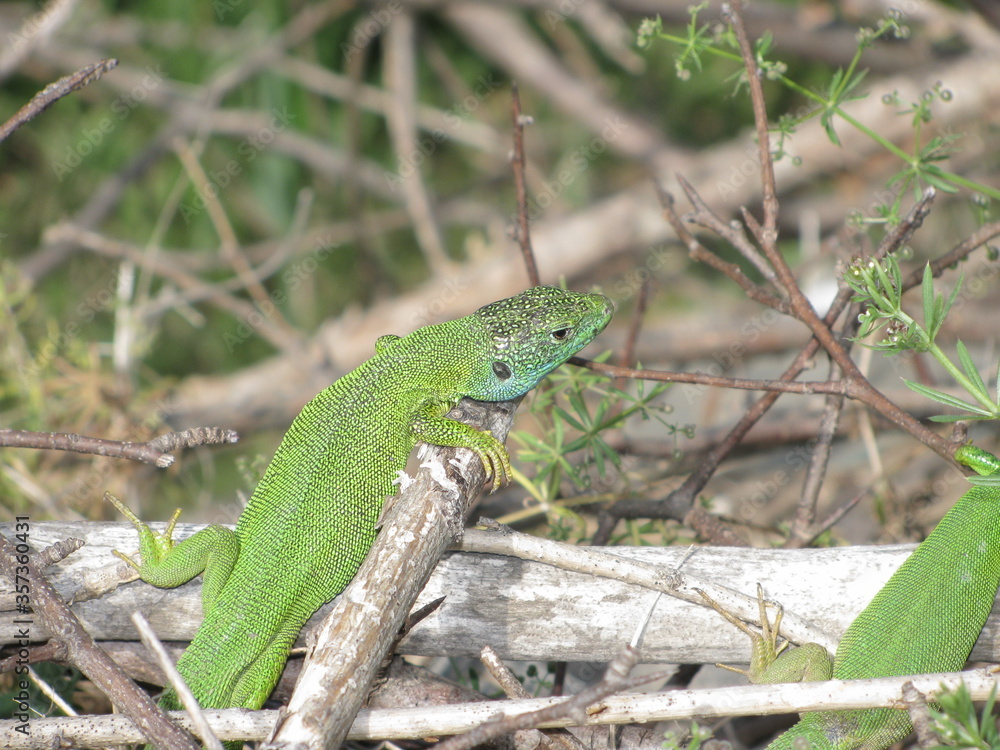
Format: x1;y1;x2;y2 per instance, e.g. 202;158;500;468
106;492;184;571
476;445;513;494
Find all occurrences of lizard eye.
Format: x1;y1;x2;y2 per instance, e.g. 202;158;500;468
492;361;512;380
551;327;571;341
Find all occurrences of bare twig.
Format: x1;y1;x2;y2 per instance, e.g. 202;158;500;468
902;681;937;749
146;427;240;454
904;219;1000;290
435;645;673;750
43;222;297;351
615;274;650;396
0;59;118;144
481;644;529;697
480;646;585;750
725;0;779;239
0;427;237;468
800;489;867;548
874;188;937;259
788;363;846;544
657;179;789;313
384;11;452;274
511;82;541;287
677;176;778;288
172;139;294;334
589;284;856;540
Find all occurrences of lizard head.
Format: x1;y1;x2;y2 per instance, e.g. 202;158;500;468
468;285;613;401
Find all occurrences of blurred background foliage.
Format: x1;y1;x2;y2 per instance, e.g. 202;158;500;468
1;0;999;531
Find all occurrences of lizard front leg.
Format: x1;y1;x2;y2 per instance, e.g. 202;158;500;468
410;400;513;492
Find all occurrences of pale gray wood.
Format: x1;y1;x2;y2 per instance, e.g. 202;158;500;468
4;521;1000;664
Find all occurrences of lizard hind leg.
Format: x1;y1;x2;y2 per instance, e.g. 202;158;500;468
228;625;301;710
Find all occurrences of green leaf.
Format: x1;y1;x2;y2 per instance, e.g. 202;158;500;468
566;389;590;426
592;395;610;428
592;441;607;476
553;406;586;433
821;109;841;146
514;431;549;451
928;413;997;423
903;379;995;416
595;438;622;473
921;262;936;334
941;270;964;324
839;68;868;100
956;340;991;402
827;67;845;98
965;474;1000;487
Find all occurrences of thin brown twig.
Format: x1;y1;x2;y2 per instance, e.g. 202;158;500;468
576;354;955;453
657;9;958;469
676;175;783;292
384;11;452;275
795;488;867;549
788;362;846;544
435;646;671;750
875;188;937;260
511;82;541;287
0;427;238;468
903;219;1000;290
616;276;651;394
172;139;295;332
590;187;987;540
44;223;300;351
590;284;879;541
656;179;790;314
725;0;779;239
676;172;778;287
574;359;845;395
737;206;781;286
480;646;586;750
0;59;118;144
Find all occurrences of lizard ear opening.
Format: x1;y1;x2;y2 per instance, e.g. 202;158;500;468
492;361;512;381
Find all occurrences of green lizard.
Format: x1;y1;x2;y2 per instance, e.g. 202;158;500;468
110;286;612;731
702;445;1000;749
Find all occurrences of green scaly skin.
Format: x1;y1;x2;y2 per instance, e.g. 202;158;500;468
711;445;1000;750
111;286;613;736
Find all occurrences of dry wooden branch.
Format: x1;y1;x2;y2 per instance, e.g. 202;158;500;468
0;59;116;143
0;427;237;468
510;82;541;287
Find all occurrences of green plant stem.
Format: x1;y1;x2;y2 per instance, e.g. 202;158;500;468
653;32;1000;202
888;307;998;413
